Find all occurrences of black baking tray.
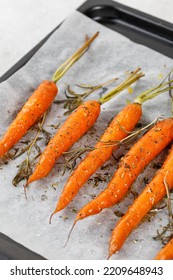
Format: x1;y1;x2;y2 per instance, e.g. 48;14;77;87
0;232;45;260
0;0;173;260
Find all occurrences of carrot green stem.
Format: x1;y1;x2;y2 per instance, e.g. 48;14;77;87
99;68;144;104
75;76;118;99
51;32;99;83
135;69;173;105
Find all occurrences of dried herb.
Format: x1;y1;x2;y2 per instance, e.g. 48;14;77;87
143;177;149;185
71;207;78;213
129;185;138;199
153;172;173;244
41;194;48;201
12;111;48;186
98;116;162;147
61;77;117;115
150;200;167;213
51;182;59;190
58;146;95;175
151;162;163;170
88;173;108;187
114;210;124;218
46;124;60;130
100;163;113;171
59;215;68;221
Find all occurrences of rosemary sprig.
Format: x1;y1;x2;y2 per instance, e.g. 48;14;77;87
97;116;162;147
12;111;49;186
153;172;173;244
57;146;95;175
62;77;118;115
88;173;108;187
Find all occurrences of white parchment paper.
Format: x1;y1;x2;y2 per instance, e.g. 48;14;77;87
0;11;173;260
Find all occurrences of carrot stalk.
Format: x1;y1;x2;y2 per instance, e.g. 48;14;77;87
99;68;144;104
51;32;99;83
0;32;99;158
108;143;173;258
155;237;173;260
50;74;173;221
26;69;144;186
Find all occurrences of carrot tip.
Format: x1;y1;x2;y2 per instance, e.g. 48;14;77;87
26;177;32;186
23;184;28;199
63;220;77;248
49;211;55;224
106;253;111;260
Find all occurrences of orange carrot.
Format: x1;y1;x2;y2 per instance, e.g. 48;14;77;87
108;143;173;258
155;238;173;260
74;119;173;225
0;32;99;158
0;81;57;157
27;100;101;184
50;74;173;220
27;69;144;185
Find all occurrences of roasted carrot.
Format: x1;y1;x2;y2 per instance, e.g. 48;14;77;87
50;73;173;220
0;81;57;157
27;100;101;183
155;237;173;260
53;103;142;213
74;118;173;227
0;32;99;158
108;143;173;258
27;69;144;185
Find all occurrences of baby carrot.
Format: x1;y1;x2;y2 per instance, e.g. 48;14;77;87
27;69;144;185
50;73;173;219
27;100;101;184
108;143;173;258
0;81;57;157
0;32;99;158
155;238;173;260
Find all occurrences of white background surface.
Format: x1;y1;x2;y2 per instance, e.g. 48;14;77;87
0;0;173;77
